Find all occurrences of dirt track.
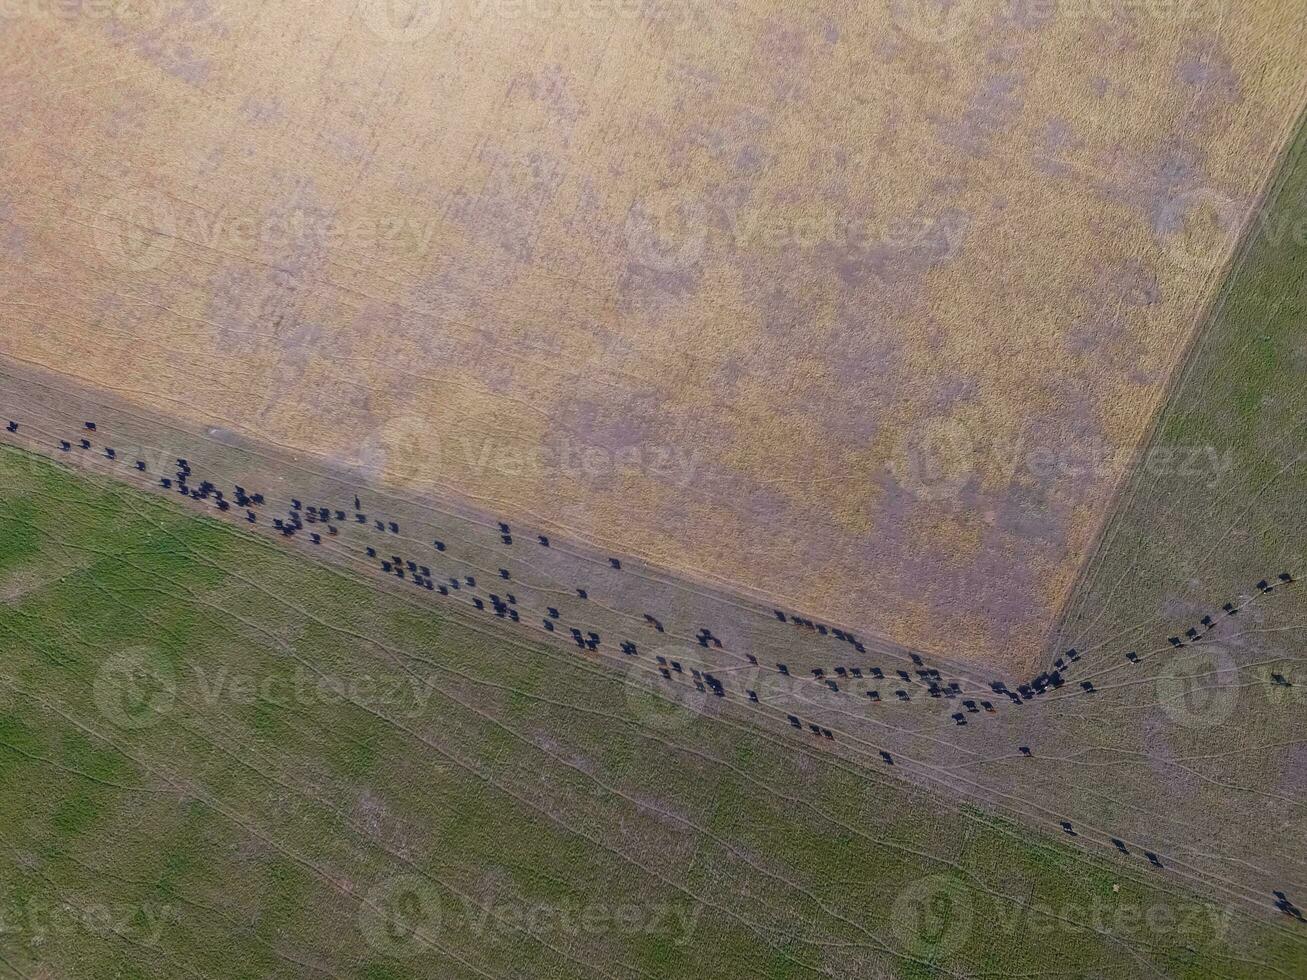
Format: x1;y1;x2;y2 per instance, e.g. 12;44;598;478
4;1;1306;667
3;356;1305;930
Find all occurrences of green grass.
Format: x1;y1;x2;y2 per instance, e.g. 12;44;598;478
1057;111;1307;646
0;447;1302;978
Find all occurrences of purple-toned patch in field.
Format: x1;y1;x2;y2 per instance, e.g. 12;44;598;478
508;63;583;124
933;73;1026;159
758;15;808;66
994;479;1070;550
693;475;796;543
669;107;771;170
239;95;284;126
1064;259;1162;387
835;207;971;289
1025;387;1117;505
754;265;823;339
1032;118;1079;177
446;139;566;266
264;182;338;270
873;452;977;539
207;266;302;357
1097;141;1210;239
733;144;764;175
617;263;705;311
1177;39;1242;104
200;187;337;362
103;1;229;88
565;393;670;457
1005;0;1057;31
922;374;979;414
754;15;820;103
821;315;906;392
948;530;1048;638
0;200;28;259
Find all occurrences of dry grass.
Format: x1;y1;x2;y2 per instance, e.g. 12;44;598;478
1;0;1304;669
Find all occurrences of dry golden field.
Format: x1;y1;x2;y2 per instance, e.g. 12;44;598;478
1;0;1304;669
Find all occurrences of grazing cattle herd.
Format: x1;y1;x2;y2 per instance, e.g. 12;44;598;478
0;413;1302;921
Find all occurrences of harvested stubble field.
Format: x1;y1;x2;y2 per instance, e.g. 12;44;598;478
1019;84;1307;937
0;444;1304;980
3;308;1304;929
2;1;1305;669
1052;101;1307;673
3;100;1305;980
2;2;1307;975
0;353;945;688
